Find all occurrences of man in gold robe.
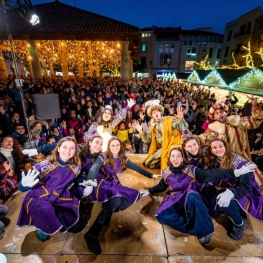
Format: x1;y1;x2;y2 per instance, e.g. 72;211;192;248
134;100;188;170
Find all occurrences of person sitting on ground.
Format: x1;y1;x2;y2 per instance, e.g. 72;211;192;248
139;146;256;245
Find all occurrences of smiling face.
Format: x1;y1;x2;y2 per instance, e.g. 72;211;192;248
102;109;112;122
1;137;14;149
210;140;226;159
169;149;183;167
109;139;121;156
89;137;103;154
214;109;227;123
57;140;76;162
184;139;199;156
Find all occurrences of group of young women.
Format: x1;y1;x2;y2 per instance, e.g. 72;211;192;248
15;128;261;254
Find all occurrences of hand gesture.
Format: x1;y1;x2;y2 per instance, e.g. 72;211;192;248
127;99;136;109
22;148;38;157
152;174;161;179
139;189;150;197
139;111;145;120
234;163;256;177
246;93;258;107
80;179;97;187
175;106;185;120
83;185;94;197
0;106;6;115
133;120;142;133
21;169;40;187
216;189;234;207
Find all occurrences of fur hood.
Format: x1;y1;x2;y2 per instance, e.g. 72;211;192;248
208;115;240;134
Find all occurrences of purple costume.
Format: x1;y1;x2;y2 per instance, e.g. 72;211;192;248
156;165;203;216
209;153;263;221
17;160;81;235
87;153;142;204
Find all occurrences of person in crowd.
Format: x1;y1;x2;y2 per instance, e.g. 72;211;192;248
134;100;187;170
82;137;160;254
177;96;189;115
51;126;64;142
84;99;135;151
139;147;256;245
0;136;23;203
11;124;28;147
204;138;263;240
113;120;133;142
16;137;95;242
199;95;263;186
123;139;135;154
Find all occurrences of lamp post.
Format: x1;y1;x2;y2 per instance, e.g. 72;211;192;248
1;0;39;141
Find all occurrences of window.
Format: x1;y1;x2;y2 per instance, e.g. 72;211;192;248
246;22;251;34
142;33;151;38
240;25;246;36
217;49;221;59
141;57;146;68
164;44;169;52
259;21;263;29
203;36;207;45
170;44;175;53
224;46;229;57
160;54;172;65
209;48;213;58
141;43;147;52
188;36;192;45
193;36;197;45
186;48;196;57
182;36;187;45
159;44;163;53
227;30;232;41
201;47;206;58
142;33;145;38
234;44;242;54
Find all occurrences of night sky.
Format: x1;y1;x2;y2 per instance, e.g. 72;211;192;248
32;0;262;34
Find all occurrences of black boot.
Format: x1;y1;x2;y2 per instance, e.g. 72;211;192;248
84;220;104;255
68;217;83;233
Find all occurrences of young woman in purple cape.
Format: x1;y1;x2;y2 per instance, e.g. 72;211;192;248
16;137;94;242
139;147;255;246
70;135;103;200
82;136;160;254
205;138;263;240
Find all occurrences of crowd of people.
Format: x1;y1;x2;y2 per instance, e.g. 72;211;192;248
0;75;263;255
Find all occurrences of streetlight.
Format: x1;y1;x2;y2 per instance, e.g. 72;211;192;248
1;0;40;142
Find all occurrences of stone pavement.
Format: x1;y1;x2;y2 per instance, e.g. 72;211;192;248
1;154;263;263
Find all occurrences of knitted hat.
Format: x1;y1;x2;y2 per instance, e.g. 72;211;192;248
208;103;229;120
146;99;164;117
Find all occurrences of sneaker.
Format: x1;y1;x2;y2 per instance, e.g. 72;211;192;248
229;218;249;240
36;229;50;242
198;233;213;246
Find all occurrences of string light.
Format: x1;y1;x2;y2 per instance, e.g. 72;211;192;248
202;70;227;86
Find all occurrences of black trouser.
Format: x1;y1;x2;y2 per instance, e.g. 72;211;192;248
96;197;133;226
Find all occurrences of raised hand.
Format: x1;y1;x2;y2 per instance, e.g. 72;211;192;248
127;99;136;109
175;106;185;120
246;93;258;107
133;120;142;133
21;169;40;187
83;185;94;197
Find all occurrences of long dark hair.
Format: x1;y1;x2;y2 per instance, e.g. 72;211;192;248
105;137;127;170
79;135;102;163
182;136;204;165
0;135;23;160
204;138;233;169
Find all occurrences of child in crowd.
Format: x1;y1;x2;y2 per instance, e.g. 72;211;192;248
123;140;135;154
113;121;133;142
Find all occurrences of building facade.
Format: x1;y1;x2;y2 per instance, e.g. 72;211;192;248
140;26;223;78
221;6;263;67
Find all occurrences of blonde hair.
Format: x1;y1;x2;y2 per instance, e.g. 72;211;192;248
49;136;81;166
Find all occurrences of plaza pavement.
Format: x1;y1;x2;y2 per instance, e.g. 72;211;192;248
1;154;263;263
